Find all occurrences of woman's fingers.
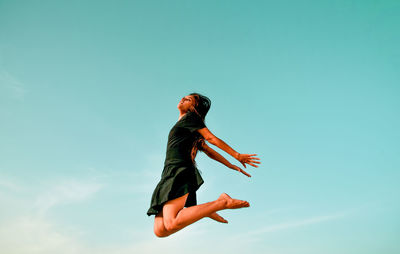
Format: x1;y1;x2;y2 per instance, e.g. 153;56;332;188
237;153;261;169
241;169;251;177
242;154;260;160
249;163;258;167
248;159;261;164
249;160;261;166
240;154;261;168
232;165;251;177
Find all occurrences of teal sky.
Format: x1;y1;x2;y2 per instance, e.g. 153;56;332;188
1;1;399;253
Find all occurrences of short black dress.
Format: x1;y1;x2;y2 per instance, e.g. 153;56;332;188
147;111;206;216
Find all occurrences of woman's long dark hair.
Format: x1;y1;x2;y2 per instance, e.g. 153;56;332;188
189;93;211;163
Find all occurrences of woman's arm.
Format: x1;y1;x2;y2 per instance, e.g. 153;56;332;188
197;127;260;168
201;142;251;177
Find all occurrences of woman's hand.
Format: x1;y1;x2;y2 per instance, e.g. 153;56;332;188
236;153;261;168
230;164;251;177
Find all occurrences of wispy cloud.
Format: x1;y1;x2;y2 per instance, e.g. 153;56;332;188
0;70;28;100
0;213;208;254
0;166;250;254
0;176;103;254
0;173;356;254
34;180;103;215
247;212;347;236
0;216;87;254
0;178;22;192
227;210;350;244
101;152;165;195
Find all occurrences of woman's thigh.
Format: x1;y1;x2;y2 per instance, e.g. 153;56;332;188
154;210;167;236
163;193;189;219
154;193;189;236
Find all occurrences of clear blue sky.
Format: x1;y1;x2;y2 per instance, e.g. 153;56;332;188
1;1;399;253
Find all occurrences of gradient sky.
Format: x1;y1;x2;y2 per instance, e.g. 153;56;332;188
1;1;399;253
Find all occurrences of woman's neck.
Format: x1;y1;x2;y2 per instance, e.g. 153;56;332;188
178;110;189;120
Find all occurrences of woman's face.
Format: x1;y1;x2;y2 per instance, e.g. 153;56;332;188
177;95;195;113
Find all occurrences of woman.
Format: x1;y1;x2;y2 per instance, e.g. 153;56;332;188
147;93;260;237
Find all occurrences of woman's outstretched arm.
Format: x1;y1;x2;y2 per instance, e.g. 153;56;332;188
201;142;251;177
197;127;260;168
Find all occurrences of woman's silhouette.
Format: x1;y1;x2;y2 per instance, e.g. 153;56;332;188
147;93;260;237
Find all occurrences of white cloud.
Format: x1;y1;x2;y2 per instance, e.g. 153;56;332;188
228;211;350;244
0;178;23;192
0;213;211;254
0;174;352;254
0;70;28;100
98;152;165;195
0;169;256;254
34;180;103;215
0;216;87;254
248;212;347;235
0;177;105;254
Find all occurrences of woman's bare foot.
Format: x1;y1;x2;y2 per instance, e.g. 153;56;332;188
218;193;250;209
209;212;228;223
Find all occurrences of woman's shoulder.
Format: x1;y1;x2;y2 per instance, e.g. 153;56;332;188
185;111;205;123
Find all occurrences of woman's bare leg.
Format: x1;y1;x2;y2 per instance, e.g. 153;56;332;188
208;212;228;223
153;193;249;237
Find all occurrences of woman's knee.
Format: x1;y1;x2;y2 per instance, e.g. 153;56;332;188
154;226;169;238
154;220;170;237
154;211;170;238
163;218;177;232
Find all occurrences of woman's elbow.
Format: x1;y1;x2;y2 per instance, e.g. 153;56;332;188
206;136;218;145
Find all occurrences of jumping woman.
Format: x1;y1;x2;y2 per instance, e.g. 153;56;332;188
147;93;260;237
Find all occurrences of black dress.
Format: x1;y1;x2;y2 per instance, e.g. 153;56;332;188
147;111;206;216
